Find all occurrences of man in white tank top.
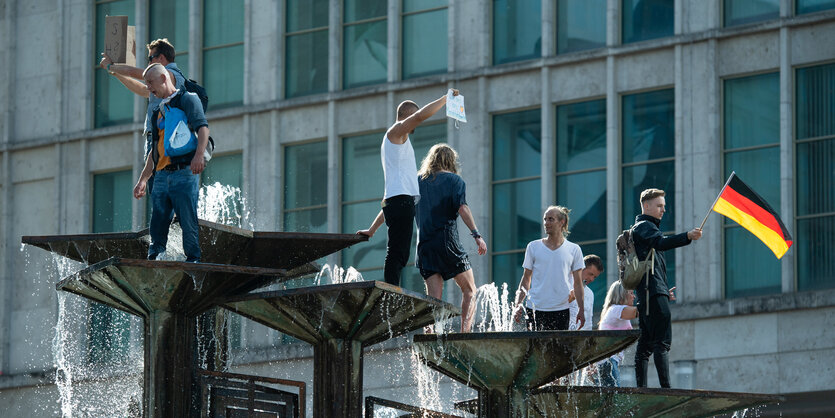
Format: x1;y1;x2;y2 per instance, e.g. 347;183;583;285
357;89;459;286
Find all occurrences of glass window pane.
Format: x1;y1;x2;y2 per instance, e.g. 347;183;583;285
576;242;607;311
725;225;782;298
402;9;448;79
493;0;542;65
492;179;542;253
410;122;446;159
286;30;329;97
173;56;190;78
724;148;780;224
492;252;526;295
797;216;835;291
204;0;244;47
95;0;135;128
93;170;134;233
796;63;835;140
285;142;328;209
724;0;779;27
557;170;606;241
556;99;606;172
202;153;243;189
797;139;835;216
345;0;387;22
797;0;835;14
149;0;189;50
287;0;328;32
557;0;607;54
622;0;674;44
344;21;387;88
343;132;385;202
285;208;328;233
404;0;447;13
342;201;388;269
493;109;542;181
203;44;244;108
622;89;674;164
89;302;131;363
724;72;779;149
622;160;675;231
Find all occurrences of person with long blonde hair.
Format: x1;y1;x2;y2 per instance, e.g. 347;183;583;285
591;281;638;386
415;143;486;332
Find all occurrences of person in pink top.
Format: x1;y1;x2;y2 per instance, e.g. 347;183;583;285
594;281;639;386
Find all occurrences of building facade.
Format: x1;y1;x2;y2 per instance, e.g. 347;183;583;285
1;0;834;415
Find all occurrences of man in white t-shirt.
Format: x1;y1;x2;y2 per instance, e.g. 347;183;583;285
568;254;604;330
357;89;459;286
513;206;585;330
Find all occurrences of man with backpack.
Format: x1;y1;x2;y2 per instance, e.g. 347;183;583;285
631;188;701;388
132;63;209;262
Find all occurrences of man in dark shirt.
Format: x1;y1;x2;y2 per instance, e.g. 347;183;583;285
632;188;702;388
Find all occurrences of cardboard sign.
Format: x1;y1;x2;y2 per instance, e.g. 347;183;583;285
446;89;466;123
104;15;128;63
126;25;136;66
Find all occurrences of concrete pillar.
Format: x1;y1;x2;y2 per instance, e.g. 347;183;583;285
540;0;555;209
778;7;795;292
327;101;340;265
0;150;11;374
387;0;401;82
272;110;282;230
328;0;342;92
189;0;203;83
275;0;286;100
243;0;252;105
605;0;620;288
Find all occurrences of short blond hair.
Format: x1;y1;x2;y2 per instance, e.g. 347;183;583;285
640;188;666;204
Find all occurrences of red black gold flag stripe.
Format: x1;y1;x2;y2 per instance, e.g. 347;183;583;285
713;173;793;259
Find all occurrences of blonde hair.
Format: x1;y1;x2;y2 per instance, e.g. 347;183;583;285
545;205;571;238
418;143;459;180
601;281;630;324
640;188;666;204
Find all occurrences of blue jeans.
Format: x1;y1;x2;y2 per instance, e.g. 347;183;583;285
599;357;621;387
148;167;201;262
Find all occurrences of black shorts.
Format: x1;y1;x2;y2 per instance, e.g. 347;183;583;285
419;257;471;281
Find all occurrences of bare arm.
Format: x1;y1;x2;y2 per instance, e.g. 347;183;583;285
513;269;533;322
357;210;385;237
386;90;458;143
620;306;639;320
458;204;487;255
133;152;155;199
572;269;585;329
190;126;209;174
112;72;150;98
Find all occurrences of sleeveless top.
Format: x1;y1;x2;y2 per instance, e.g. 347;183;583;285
381;134;420;200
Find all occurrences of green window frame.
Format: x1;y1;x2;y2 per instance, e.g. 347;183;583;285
344;0;388;89
621;89;677;289
722;72;781;298
94;0;135;128
286;0;329;98
491;109;542;292
795;63;835;292
556;99;607;309
723;0;779;27
622;0;674;45
149;0;190;76
556;0;607;54
203;0;244;108
492;0;541;65
401;0;448;79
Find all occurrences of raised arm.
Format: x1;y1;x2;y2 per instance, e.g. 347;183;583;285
387;90;459;143
635;222;694;252
458;204;487;255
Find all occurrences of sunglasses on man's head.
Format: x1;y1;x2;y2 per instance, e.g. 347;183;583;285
148;52;161;61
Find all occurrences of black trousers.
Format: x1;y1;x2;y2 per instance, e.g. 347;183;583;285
635;293;672;387
382;195;415;286
525;308;570;331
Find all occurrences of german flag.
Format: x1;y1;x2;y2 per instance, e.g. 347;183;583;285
713;172;793;259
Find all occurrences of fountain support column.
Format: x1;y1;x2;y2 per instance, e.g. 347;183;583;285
479;387;527;418
313;339;363;417
145;310;196;417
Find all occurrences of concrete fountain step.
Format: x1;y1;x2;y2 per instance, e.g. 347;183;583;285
23;219;367;274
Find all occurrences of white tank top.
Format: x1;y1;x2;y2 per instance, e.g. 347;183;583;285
381;134;420;200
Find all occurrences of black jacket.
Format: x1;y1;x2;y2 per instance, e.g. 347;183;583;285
632;214;691;302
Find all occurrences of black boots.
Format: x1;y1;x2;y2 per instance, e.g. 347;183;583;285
654;350;671;388
635;358;648;387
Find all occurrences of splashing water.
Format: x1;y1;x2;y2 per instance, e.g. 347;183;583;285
314;264;364;286
198;182;251;228
471;282;526;333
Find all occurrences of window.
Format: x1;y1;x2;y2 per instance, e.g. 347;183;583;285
149;0;190;76
89;170;134;363
402;0;448;79
796;63;835;291
286;0;329;97
340;125;444;292
556;99;607;309
493;0;541;64
344;0;388;88
797;0;835;14
621;89;676;288
723;73;781;298
622;0;674;44
491;110;542;292
284;141;328;233
723;0;779;27
557;0;607;54
203;0;244;108
94;0;135;128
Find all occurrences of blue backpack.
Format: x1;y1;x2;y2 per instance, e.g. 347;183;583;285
163;105;197;157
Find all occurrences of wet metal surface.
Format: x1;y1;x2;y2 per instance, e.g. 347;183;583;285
528;386;783;418
23;219;367;271
57;257;287;316
413;331;641;390
224;280;459;346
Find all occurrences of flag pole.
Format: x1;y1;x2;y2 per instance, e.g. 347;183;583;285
699;171;735;230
